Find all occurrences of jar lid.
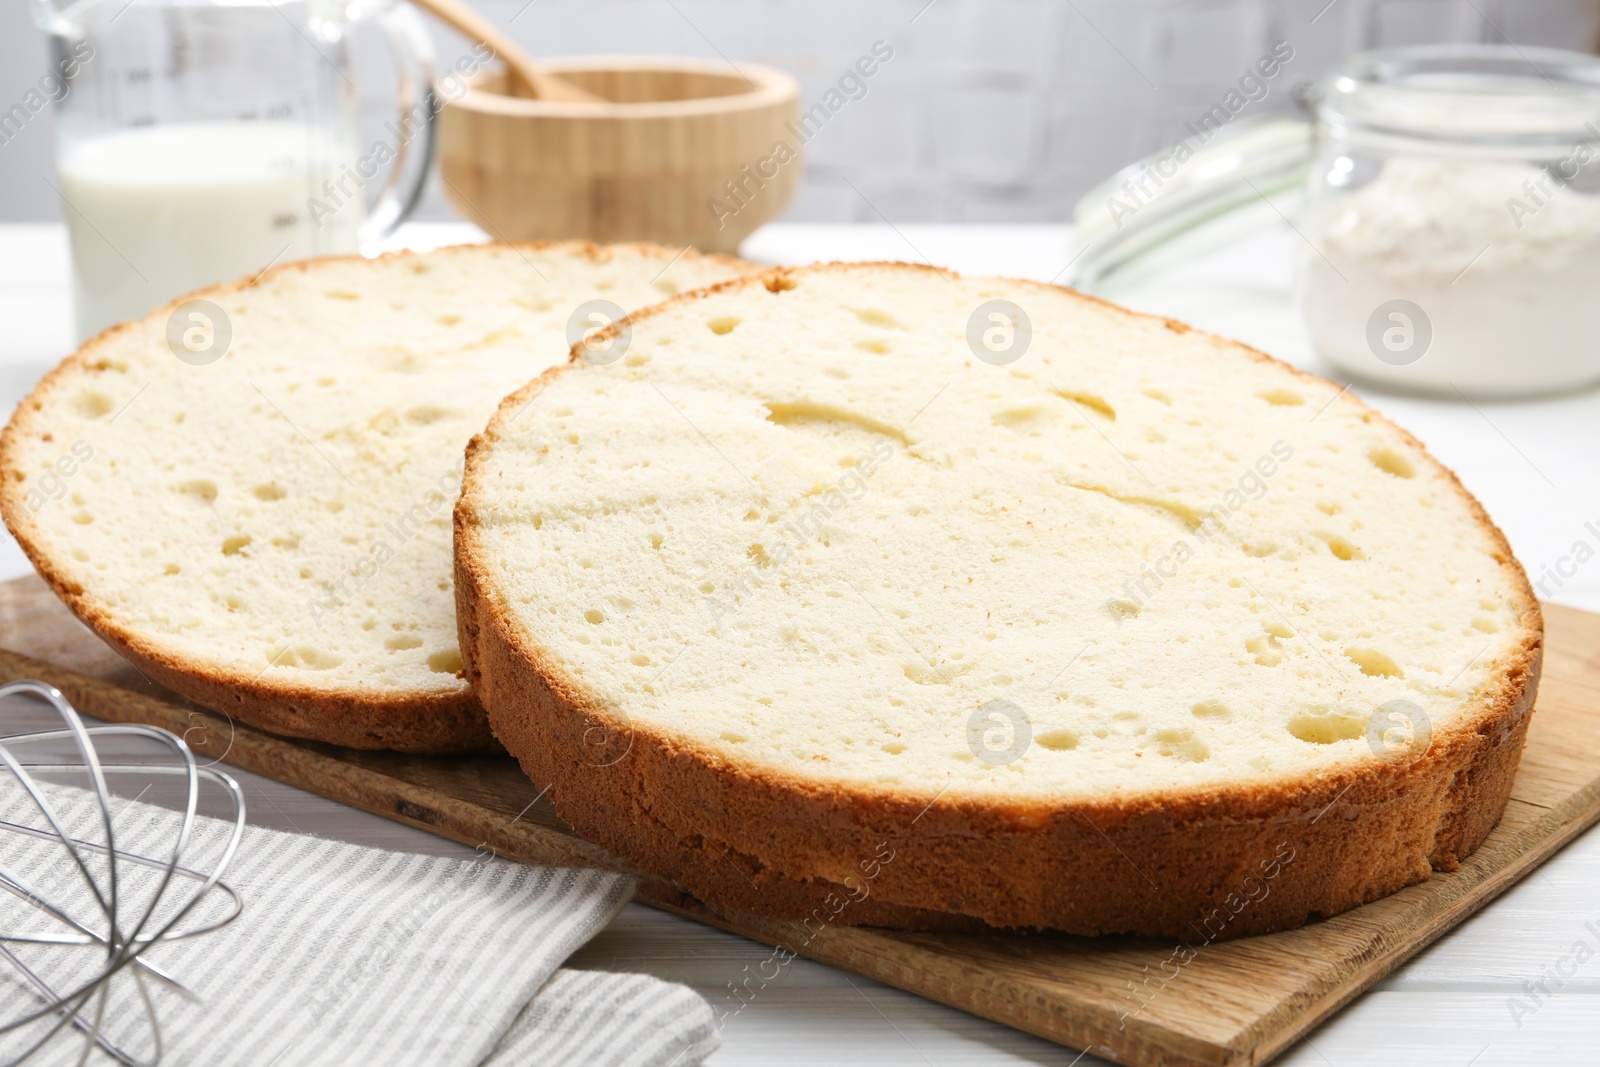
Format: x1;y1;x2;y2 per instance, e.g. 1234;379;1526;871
1315;44;1600;146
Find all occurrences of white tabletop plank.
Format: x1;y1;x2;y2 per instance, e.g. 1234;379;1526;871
1;221;1596;1065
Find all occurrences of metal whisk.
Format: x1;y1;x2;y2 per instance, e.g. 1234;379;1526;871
0;680;245;1066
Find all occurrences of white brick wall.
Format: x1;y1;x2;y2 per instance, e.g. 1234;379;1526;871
2;0;1597;223
410;0;1598;224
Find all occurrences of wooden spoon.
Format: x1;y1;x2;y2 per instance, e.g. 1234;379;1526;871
408;0;605;103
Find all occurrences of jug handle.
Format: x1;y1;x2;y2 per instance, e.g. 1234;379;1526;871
359;1;437;247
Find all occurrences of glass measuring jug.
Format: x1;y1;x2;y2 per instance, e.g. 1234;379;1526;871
34;0;437;341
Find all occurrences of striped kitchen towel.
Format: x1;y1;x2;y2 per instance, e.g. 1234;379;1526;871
0;782;718;1067
491;970;722;1066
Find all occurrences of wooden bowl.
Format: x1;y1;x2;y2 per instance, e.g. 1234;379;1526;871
439;56;802;254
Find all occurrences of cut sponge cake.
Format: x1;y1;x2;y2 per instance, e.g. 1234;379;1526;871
455;262;1542;937
0;242;750;752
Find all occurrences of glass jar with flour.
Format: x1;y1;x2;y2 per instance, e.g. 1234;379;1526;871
1301;45;1600;398
35;0;437;341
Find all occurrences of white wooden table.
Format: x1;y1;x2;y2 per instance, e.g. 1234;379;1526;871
1;221;1597;1066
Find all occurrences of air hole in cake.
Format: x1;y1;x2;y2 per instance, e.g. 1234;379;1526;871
1191;701;1232;721
630;653;650;666
71;511;93;525
857;339;890;354
708;316;740;335
991;404;1049;429
585;609;605;624
852;307;902;329
437;314;462;326
1154;729;1209;762
1107;599;1140;622
1287;709;1365;744
174;480;218;508
254;484;287;501
1258;389;1304;406
763;400;908;444
272;645;343;670
76;392;114;419
1345;646;1403;678
1367;446;1416;479
1036;729;1078;751
764;274;797;293
1246;633;1284;666
721;731;748;743
385;634;423;651
1325;534;1364;561
427;649;463;674
901;660;968;685
1052;388;1116;421
1141;386;1173;405
221;535;252;556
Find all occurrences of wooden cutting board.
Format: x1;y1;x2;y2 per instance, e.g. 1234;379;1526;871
2;571;1598;1067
